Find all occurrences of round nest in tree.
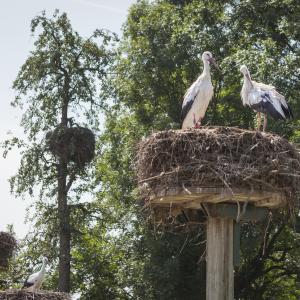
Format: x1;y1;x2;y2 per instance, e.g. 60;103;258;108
0;290;70;300
46;126;95;166
0;232;17;271
136;127;300;218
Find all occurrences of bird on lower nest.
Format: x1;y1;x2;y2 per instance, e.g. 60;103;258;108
22;257;48;292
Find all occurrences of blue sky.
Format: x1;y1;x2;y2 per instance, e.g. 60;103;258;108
0;0;136;238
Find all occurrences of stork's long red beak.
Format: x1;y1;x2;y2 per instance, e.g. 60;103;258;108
208;57;220;71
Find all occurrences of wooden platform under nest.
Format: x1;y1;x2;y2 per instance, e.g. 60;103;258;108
0;290;71;300
149;186;285;209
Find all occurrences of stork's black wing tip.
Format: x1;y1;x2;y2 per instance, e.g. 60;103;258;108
288;106;294;120
281;103;294;120
22;281;34;289
181;99;194;124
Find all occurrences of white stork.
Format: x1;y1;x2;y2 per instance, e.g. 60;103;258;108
240;65;293;132
22;257;48;292
181;51;219;129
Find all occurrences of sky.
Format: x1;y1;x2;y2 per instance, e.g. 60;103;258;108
0;0;136;239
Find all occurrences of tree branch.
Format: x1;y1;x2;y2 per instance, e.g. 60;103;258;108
66;171;76;193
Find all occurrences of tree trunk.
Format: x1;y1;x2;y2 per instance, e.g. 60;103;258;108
57;158;71;292
58;82;71;292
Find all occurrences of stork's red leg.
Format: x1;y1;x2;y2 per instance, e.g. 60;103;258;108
257;112;261;131
195;118;202;129
263;113;267;132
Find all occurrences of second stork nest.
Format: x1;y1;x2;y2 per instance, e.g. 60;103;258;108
136;127;300;206
0;232;16;271
0;290;70;300
46;126;95;167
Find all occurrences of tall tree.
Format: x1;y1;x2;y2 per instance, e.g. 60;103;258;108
94;0;300;298
4;10;115;292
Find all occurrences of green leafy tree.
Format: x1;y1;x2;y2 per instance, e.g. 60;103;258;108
3;10;116;292
93;0;300;298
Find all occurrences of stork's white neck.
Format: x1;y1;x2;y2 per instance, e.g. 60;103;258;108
40;260;47;272
243;72;253;89
241;72;254;107
202;59;211;79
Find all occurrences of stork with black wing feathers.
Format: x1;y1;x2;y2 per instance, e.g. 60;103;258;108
181;51;219;129
22;257;48;292
240;65;293;132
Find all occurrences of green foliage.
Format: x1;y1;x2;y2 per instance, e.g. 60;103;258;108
135;228;206;300
13;10;116;133
236;214;300;299
94;0;300;299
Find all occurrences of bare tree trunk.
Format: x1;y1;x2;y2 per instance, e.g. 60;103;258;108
57;79;71;292
57;157;71;292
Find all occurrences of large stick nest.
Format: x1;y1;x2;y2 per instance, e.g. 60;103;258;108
0;232;17;271
46;126;95;167
0;290;70;300
136;127;300;207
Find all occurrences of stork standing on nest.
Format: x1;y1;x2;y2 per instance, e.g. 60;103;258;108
181;51;219;129
22;257;48;292
240;65;293;132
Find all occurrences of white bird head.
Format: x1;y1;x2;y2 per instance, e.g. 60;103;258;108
202;51;213;61
240;64;248;75
202;51;219;70
240;65;252;81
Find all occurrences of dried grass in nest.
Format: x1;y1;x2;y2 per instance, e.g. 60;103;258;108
46;126;95;167
0;290;70;300
0;232;16;271
136;127;300;209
